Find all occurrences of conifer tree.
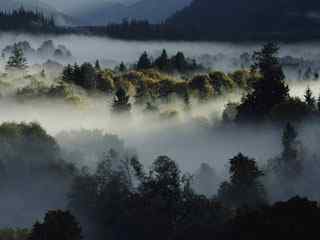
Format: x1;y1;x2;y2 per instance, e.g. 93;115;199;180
304;86;316;110
6;44;27;71
236;42;289;122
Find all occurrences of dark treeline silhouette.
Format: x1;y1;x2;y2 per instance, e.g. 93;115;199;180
137;50;201;73
0;7;56;32
97;0;320;41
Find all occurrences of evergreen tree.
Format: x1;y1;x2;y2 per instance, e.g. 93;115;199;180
154;49;169;70
112;87;131;113
119;62;127;72
29;210;82;240
6;44;28;71
62;64;74;82
236;43;289;123
279;122;302;177
304;86;316;110
137;51;152;70
172;52;187;72
80;62;97;89
95;60;101;71
73;63;82;85
317;94;320;111
217;153;266;208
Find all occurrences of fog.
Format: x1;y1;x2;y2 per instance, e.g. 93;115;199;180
2;32;320;70
1;32;320;227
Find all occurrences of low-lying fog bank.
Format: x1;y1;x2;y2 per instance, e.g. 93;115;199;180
2;32;320;70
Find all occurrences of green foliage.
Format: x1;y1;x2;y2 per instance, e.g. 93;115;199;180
236;43;289;123
112;87;131;113
154;49;169;71
6;44;28;71
209;71;235;94
217;153;266;208
189;74;213;100
270;97;311;123
69;153;229;240
304;86;316;111
16;80;86;105
274;123;302;178
29;210;82;240
137;52;152;70
0;228;29;240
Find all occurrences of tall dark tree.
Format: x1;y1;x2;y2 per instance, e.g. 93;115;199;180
317;94;320;111
217;153;266;208
6;44;28;71
95;60;101;71
304;86;316;110
112;87;131;113
137;51;152;70
80;62;97;89
236;43;289;122
29;210;82;240
119;62;127;72
279;122;302;177
62;64;74;82
154;49;169;70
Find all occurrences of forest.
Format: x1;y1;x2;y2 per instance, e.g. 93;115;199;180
0;39;319;240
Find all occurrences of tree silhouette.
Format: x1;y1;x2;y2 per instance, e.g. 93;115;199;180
217;153;266;208
112;87;131;113
154;49;169;71
280;122;302;177
137;51;152;70
304;86;316;110
29;210;82;240
236;43;289;123
6;44;28;71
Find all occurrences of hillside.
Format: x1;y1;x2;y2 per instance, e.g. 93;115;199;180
71;0;192;25
0;0;75;26
166;0;320;40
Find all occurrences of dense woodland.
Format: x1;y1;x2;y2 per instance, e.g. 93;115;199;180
0;42;320;240
0;8;58;32
100;0;320;41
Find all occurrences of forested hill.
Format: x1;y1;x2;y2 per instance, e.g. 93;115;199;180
103;0;320;41
0;8;62;32
167;0;320;40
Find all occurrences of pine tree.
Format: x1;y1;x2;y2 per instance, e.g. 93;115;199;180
280;122;302;177
137;51;152;70
112;87;131;113
304;86;316;110
217;153;266;208
154;49;169;70
95;60;101;71
6;44;27;71
317;94;320;111
119;62;127;72
62;64;74;82
236;42;289;122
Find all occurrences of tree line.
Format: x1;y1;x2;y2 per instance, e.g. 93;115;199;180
0;7;56;32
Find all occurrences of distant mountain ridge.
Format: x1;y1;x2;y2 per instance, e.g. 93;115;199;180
0;0;76;26
71;0;192;25
166;0;320;40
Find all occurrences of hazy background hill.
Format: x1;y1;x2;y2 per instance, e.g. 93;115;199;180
69;0;192;25
167;0;320;39
0;0;75;25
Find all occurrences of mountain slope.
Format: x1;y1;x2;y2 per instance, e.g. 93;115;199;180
166;0;320;40
0;0;75;26
72;0;192;25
